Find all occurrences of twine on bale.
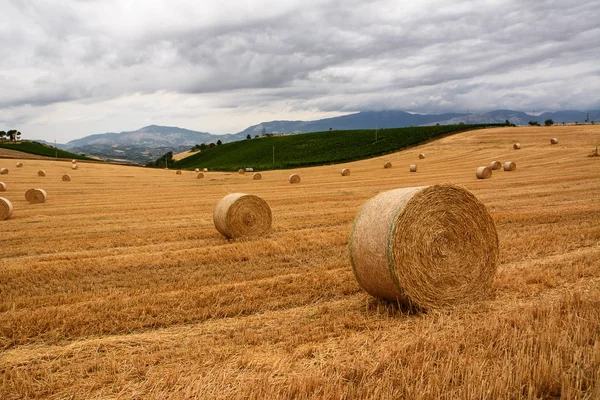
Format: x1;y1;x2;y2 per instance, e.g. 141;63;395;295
38;170;46;177
551;138;559;144
476;166;492;179
409;164;417;172
0;168;8;175
196;173;204;179
25;188;47;204
384;162;392;169
62;174;71;181
489;161;502;170
0;197;13;220
238;169;245;175
0;182;6;191
513;143;521;150
253;173;262;180
16;162;23;167
213;193;272;239
349;184;499;310
419;153;425;159
289;174;301;184
503;161;516;171
341;168;351;176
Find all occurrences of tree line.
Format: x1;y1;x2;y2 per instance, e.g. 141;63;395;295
0;130;22;141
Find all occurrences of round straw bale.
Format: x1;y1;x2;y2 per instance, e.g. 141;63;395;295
489;160;502;170
238;169;245;175
213;193;272;239
194;168;200;172
25;188;47;204
16;162;23;167
384;162;392;169
349;184;499;309
62;174;71;181
203;168;208;172
409;164;417;172
253;173;262;180
550;137;558;144
71;164;78;170
513;143;521;150
0;168;8;175
503;161;516;171
176;170;182;175
71;160;77;164
419;153;425;159
0;182;6;191
476;166;492;179
38;170;46;177
0;197;13;220
196;172;204;179
289;174;301;184
341;168;351;176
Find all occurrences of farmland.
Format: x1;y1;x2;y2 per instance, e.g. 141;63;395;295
0;141;95;161
0;125;599;399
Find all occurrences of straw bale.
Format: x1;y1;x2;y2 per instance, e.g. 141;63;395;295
25;188;47;204
0;182;6;191
16;162;23;167
419;153;425;159
476;166;492;179
349;184;499;309
213;193;272;239
72;164;78;170
341;168;351;176
176;170;182;175
253;173;262;180
203;168;208;172
489;160;502;170
71;160;77;163
550;138;559;144
384;162;392;169
238;169;245;175
62;174;71;181
0;197;13;220
38;170;46;177
0;168;8;175
409;164;417;172
196;173;204;179
289;174;301;184
513;143;521;150
503;161;516;171
195;168;200;172
245;168;254;172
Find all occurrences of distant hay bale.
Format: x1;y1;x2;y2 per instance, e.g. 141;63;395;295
476;166;492;179
550;138;559;144
25;188;47;204
0;168;8;175
419;153;425;159
71;160;77;164
384;162;392;169
16;162;23;167
0;182;6;191
238;169;245;175
289;174;301;184
513;143;521;150
213;193;272;239
62;174;71;181
349;184;499;309
196;172;204;179
341;168;351;176
245;168;254;172
203;168;208;172
0;197;14;220
253;173;262;180
176;170;182;175
409;164;417;172
489;160;502;170
194;168;200;172
503;161;516;171
71;164;78;170
38;170;46;177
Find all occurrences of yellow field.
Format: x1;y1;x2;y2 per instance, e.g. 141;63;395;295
1;126;599;399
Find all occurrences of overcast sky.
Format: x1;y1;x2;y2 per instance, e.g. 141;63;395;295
1;0;599;142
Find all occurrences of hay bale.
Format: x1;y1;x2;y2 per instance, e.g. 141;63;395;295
176;170;182;175
245;168;254;172
71;164;78;170
0;168;8;175
0;197;13;220
62;174;71;181
25;188;47;204
71;160;77;164
289;174;301;184
476;166;492;179
194;168;200;172
513;143;521;150
38;170;46;177
489;160;502;170
341;168;351;176
213;193;272;239
0;182;6;191
203;168;208;172
238;169;245;175
503;161;516;171
551;138;559;144
349;184;499;309
419;153;425;159
384;162;392;169
196;173;204;179
409;164;417;172
16;162;23;167
253;173;262;180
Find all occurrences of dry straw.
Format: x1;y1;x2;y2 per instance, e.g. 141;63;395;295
489;160;502;170
238;169;245;175
341;168;351;176
384;162;392;169
419;153;425;159
253;173;262;180
349;184;499;309
72;164;78;170
16;162;23;167
25;188;47;204
213;193;272;239
196;172;204;179
513;143;521;150
0;197;13;220
476;166;492;179
62;174;71;181
0;168;8;175
38;170;46;177
409;164;417;172
245;168;254;172
503;161;516;171
0;182;6;191
289;174;301;184
551;138;559;144
176;170;182;175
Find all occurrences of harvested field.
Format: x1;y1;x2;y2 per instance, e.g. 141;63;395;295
0;126;599;399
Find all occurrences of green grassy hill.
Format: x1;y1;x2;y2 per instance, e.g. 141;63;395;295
172;124;503;171
0;141;96;161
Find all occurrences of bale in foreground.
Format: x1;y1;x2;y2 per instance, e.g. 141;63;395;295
0;197;13;220
213;193;272;239
476;166;492;179
25;189;47;204
349;184;499;309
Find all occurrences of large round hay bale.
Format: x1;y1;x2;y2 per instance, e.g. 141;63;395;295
384;162;392;169
194;168;200;172
71;160;77;164
349;184;499;309
0;197;13;220
16;162;23;167
503;161;516;171
0;168;8;175
176;170;182;175
62;174;71;181
489;160;502;170
341;168;351;176
289;174;301;184
476;166;492;179
409;164;417;172
71;164;78;170
25;188;47;204
419;153;425;159
238;169;245;175
0;182;6;191
38;170;46;177
213;193;272;239
196;172;204;179
550;138;559;144
203;168;208;172
513;143;521;150
253;173;262;180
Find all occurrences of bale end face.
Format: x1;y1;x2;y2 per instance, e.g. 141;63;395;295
409;164;417;172
213;193;272;239
503;161;516;171
476;166;492;179
550;138;559;144
341;168;351;176
384;162;392;169
489;161;502;170
0;197;14;220
289;174;301;184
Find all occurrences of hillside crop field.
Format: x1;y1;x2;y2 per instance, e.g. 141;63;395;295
0;141;95;161
0;125;599;399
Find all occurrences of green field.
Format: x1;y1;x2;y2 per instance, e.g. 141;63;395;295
172;124;503;171
0;141;95;161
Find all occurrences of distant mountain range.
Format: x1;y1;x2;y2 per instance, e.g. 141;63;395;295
42;109;599;164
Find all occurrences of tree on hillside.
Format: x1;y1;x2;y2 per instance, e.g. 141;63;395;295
0;131;5;141
216;139;222;145
246;134;251;140
528;121;540;126
16;131;21;141
544;119;554;126
7;129;17;141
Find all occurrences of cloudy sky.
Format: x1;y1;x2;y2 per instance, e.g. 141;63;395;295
1;0;599;142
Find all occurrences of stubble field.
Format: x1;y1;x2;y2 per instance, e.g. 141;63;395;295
1;125;599;399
